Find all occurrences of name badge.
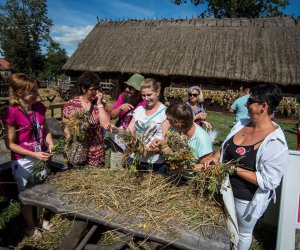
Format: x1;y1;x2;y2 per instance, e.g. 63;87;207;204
34;144;42;152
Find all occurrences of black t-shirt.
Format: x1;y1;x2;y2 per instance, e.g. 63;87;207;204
223;136;260;201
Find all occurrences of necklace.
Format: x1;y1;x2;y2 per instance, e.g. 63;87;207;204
242;126;272;136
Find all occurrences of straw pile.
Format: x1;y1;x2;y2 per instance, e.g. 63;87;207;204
16;215;71;250
46;168;227;239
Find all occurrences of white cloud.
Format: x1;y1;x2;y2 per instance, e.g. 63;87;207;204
51;25;94;46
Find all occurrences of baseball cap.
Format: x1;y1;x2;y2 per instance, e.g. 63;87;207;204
124;74;145;91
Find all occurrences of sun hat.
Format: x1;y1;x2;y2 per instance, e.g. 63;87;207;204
124;74;145;91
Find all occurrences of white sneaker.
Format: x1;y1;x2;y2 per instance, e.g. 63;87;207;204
42;220;54;232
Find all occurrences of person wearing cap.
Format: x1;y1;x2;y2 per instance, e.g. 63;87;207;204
110;73;145;169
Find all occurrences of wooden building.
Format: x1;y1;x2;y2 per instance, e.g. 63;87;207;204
63;17;300;94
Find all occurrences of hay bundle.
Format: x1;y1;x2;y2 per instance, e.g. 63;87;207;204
46;168;227;237
159;130;194;172
191;162;235;198
112;129;147;171
63;111;90;164
63;111;90;142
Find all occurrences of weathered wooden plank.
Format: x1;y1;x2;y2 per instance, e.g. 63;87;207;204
58;219;88;250
19;184;230;250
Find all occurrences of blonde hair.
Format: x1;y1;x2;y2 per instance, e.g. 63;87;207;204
188;86;204;103
140;78;161;93
8;73;37;106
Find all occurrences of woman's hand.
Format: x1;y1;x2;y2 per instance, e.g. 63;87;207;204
203;121;213;129
34;151;51;161
96;92;104;105
196;112;207;121
48;144;55;154
145;145;160;153
161;144;172;155
149;139;163;148
201;156;219;169
106;123;118;133
119;103;134;112
193;163;205;172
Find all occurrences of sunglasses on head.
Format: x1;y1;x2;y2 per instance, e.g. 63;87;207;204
188;93;199;97
247;96;263;105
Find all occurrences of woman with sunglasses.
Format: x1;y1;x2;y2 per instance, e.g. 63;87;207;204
63;71;110;166
186;86;212;129
202;84;289;249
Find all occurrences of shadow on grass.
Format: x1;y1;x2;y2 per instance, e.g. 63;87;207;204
252;223;277;250
0;210;25;248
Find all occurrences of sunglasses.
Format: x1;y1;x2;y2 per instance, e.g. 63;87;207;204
188;93;199;97
88;87;101;92
247;97;263;105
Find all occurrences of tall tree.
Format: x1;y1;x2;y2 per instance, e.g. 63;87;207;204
0;0;53;75
172;0;289;18
39;40;68;79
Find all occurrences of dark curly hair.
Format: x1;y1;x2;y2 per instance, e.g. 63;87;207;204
251;84;282;115
76;71;100;93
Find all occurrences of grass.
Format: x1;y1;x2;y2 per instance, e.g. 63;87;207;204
206;112;298;151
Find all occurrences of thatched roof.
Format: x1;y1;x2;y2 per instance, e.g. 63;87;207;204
63;17;300;86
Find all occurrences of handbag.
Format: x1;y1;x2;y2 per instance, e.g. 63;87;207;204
66;103;94;166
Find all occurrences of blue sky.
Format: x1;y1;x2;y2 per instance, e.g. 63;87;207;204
47;0;300;56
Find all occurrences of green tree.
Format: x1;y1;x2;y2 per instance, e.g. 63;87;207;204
0;0;52;75
39;40;68;80
172;0;289;18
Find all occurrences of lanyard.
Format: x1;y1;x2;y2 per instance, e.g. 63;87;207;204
20;106;40;141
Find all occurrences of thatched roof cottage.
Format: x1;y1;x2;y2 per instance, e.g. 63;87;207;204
63;17;300;92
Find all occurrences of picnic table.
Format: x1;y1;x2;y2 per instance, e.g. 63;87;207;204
19;183;231;250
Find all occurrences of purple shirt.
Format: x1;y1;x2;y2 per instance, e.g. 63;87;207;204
112;92;145;128
2;102;47;160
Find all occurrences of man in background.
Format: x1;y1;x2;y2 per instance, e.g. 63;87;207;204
229;88;250;124
110;73;145;169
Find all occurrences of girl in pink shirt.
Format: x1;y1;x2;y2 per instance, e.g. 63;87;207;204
2;73;54;239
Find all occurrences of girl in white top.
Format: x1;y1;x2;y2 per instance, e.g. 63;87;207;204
127;78;170;171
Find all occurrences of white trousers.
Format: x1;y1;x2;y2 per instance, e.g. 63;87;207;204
11;157;37;192
233;198;259;250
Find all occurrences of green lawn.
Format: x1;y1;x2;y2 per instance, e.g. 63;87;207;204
206;112;298;151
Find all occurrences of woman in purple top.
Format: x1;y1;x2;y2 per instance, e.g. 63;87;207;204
2;73;54;239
